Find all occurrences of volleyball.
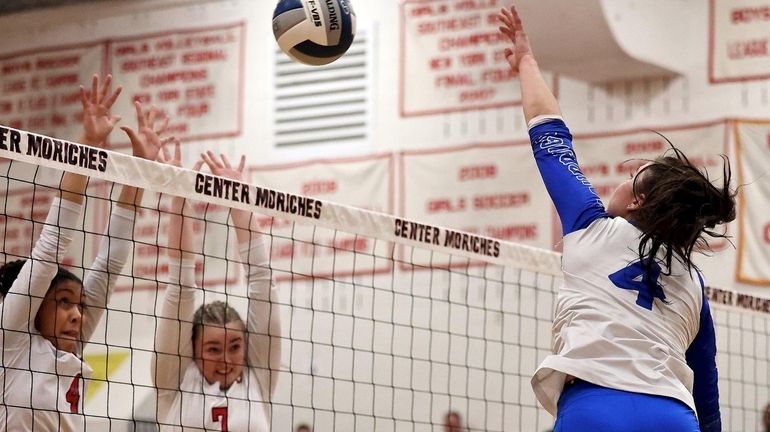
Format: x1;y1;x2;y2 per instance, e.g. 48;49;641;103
272;0;356;66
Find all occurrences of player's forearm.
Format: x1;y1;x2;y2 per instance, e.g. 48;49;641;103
167;198;196;259
81;205;135;342
115;185;144;211
60;173;89;204
230;209;260;246
60;134;104;204
519;55;561;124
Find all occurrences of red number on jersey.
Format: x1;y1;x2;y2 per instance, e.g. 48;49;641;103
212;406;228;432
65;374;81;413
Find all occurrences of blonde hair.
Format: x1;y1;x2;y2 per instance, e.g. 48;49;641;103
191;300;245;342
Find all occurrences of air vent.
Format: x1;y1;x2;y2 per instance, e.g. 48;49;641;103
274;30;370;147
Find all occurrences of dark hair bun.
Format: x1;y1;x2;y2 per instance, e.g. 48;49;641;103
0;259;28;297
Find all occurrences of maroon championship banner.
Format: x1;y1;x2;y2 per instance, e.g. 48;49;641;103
107;22;245;146
0;44;105;142
399;0;555;116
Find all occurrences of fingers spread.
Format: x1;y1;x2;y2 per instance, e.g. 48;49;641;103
161;141;172;161
98;74;112;103
157;117;170;135
134;101;145;128
90;74;99;104
237;155;246;173
220;153;232;169
79;86;89;109
103;85;123;109
174;139;181;162
147;107;157;130
121;126;140;144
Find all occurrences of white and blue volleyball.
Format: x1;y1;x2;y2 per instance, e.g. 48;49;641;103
273;0;356;66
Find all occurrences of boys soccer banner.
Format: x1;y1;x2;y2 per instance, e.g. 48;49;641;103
709;0;770;83
734;120;770;285
247;155;394;280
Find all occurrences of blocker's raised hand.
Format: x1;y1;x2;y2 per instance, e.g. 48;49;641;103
121;101;173;161
79;74;123;146
201;151;246;182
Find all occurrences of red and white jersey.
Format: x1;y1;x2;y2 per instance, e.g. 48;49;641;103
155;238;279;432
0;198;135;431
160;365;270;432
0;334;93;431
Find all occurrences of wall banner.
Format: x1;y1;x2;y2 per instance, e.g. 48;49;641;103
400;0;532;116
248;155;394;280
710;0;770;83
735;120;770;285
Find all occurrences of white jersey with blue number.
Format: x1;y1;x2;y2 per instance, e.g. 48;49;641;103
526;116;720;427
532;216;702;415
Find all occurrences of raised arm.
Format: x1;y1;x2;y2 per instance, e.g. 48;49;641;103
0;199;82;338
498;6;559;123
201;152;282;398
152;142;203;390
499;6;607;234
1;74;119;338
82;102;170;344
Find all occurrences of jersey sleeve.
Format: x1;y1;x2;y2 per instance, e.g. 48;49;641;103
686;277;721;432
242;236;281;400
528;116;609;235
1;198;82;343
152;257;197;391
81;204;136;346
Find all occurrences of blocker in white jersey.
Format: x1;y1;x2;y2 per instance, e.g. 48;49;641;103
153;150;281;432
498;5;735;432
0;73;167;431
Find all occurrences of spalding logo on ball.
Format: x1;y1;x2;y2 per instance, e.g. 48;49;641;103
273;0;356;66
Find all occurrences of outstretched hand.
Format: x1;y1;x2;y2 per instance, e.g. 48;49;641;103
201;151;246;182
157;138;204;171
498;5;534;74
121;101;172;161
80;74;123;146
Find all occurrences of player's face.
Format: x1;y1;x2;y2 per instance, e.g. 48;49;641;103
194;321;246;390
35;280;84;354
606;162;651;219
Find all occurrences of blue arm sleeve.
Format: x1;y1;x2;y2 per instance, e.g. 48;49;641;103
686;276;721;432
529;119;608;235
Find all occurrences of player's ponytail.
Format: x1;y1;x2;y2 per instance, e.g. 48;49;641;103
631;143;736;277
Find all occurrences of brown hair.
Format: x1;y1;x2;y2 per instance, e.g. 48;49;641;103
191;300;245;344
631;144;736;277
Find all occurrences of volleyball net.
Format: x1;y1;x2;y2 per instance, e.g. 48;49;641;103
0;125;767;431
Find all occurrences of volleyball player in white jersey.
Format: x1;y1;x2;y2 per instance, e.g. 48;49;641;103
152;147;279;431
0;75;168;431
498;6;732;431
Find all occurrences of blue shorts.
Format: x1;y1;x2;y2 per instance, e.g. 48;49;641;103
553;380;700;432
